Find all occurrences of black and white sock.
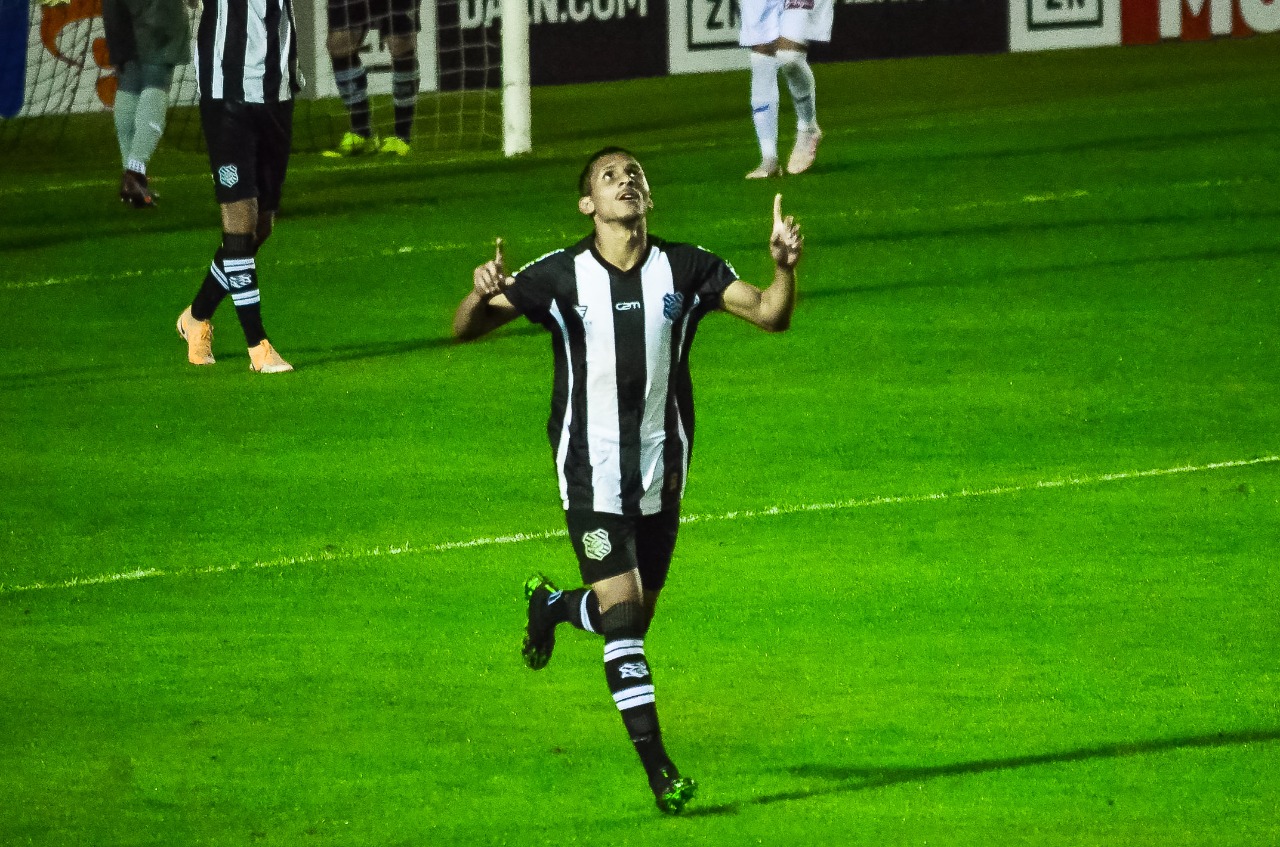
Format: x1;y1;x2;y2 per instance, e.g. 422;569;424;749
390;55;419;143
211;234;266;347
332;55;371;138
600;601;675;790
554;587;601;634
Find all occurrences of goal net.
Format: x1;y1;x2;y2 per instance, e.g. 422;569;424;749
0;0;530;156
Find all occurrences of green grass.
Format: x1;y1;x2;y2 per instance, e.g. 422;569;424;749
3;35;1279;846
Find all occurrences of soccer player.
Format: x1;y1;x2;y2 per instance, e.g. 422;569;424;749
453;148;803;814
100;0;191;208
323;0;421;157
175;0;297;373
739;0;834;178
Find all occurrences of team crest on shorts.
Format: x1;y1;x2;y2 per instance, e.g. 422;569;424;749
217;165;239;188
662;292;684;321
582;528;612;561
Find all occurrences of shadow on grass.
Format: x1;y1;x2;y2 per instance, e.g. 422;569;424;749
0;326;546;391
684;727;1280;817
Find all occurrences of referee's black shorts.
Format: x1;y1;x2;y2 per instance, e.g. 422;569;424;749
327;0;421;36
565;509;681;590
200;99;294;212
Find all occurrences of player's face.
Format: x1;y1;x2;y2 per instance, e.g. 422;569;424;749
580;153;652;223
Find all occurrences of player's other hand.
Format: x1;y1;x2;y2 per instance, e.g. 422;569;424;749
474;237;515;299
770;194;803;270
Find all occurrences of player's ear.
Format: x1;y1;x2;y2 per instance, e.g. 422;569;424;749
578;195;595;216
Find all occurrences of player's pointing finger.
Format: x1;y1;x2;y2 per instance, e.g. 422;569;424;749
773;193;783;224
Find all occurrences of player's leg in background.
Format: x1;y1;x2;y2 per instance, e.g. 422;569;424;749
113;61;145;202
379;0;420;154
182;100;292;372
747;46;781;179
778;3;829;174
325;0;378;156
124;63;176;188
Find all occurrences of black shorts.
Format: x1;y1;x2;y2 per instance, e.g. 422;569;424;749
200;99;293;211
565;509;680;590
327;0;420;36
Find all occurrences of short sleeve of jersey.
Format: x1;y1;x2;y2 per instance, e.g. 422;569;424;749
661;240;739;312
503;249;567;324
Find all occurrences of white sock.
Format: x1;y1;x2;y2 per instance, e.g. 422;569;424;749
776;48;818;132
128;86;170;173
114;89;139;167
749;51;779;163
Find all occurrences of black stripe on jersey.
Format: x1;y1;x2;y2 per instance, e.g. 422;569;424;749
661;310;687;514
223;0;248;101
546;286;596;510
608;263;648;515
263;0;284;100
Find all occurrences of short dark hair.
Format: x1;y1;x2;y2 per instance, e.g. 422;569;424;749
578;146;635;197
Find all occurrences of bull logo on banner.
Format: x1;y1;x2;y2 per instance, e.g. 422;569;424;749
39;0;117;108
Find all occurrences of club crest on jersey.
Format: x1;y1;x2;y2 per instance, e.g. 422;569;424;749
217;165;239;188
582;528;612;561
662;292;684;320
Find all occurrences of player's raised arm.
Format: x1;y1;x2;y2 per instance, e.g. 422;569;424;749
720;193;801;332
453;238;521;341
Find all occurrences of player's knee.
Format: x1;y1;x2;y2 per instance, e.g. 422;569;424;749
386;35;416;60
599;599;648;641
326;30;360;58
775;47;809;72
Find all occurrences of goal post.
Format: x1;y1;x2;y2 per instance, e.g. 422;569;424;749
500;0;530;156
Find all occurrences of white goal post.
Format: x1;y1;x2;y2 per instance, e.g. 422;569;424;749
500;0;530;156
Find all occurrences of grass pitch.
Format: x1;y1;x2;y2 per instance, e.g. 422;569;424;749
2;35;1279;846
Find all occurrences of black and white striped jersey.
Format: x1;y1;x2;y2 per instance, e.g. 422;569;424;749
195;0;300;102
505;235;739;516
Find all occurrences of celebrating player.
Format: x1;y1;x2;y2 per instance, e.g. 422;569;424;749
323;0;421;157
176;0;299;373
453;148;803;814
739;0;834;178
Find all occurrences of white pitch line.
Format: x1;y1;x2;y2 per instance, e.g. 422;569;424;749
2;455;1275;597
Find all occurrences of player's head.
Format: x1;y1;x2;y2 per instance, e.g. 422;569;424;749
578;147;652;224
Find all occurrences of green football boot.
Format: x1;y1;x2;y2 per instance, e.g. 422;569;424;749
322;131;381;158
521;573;559;670
653;767;697;815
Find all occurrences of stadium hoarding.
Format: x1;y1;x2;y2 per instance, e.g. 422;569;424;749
671;0;1010;76
1010;0;1122;51
1119;0;1280;43
525;0;669;84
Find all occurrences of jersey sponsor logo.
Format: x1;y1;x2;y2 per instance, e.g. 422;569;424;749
217;165;240;188
615;300;642;311
662;292;684;320
784;0;815;8
582;528;612;560
618;660;650;679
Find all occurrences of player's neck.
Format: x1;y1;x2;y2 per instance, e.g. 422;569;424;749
593;219;648;272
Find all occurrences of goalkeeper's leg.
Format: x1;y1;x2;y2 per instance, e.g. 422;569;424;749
326;24;378;156
381;31;419;155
